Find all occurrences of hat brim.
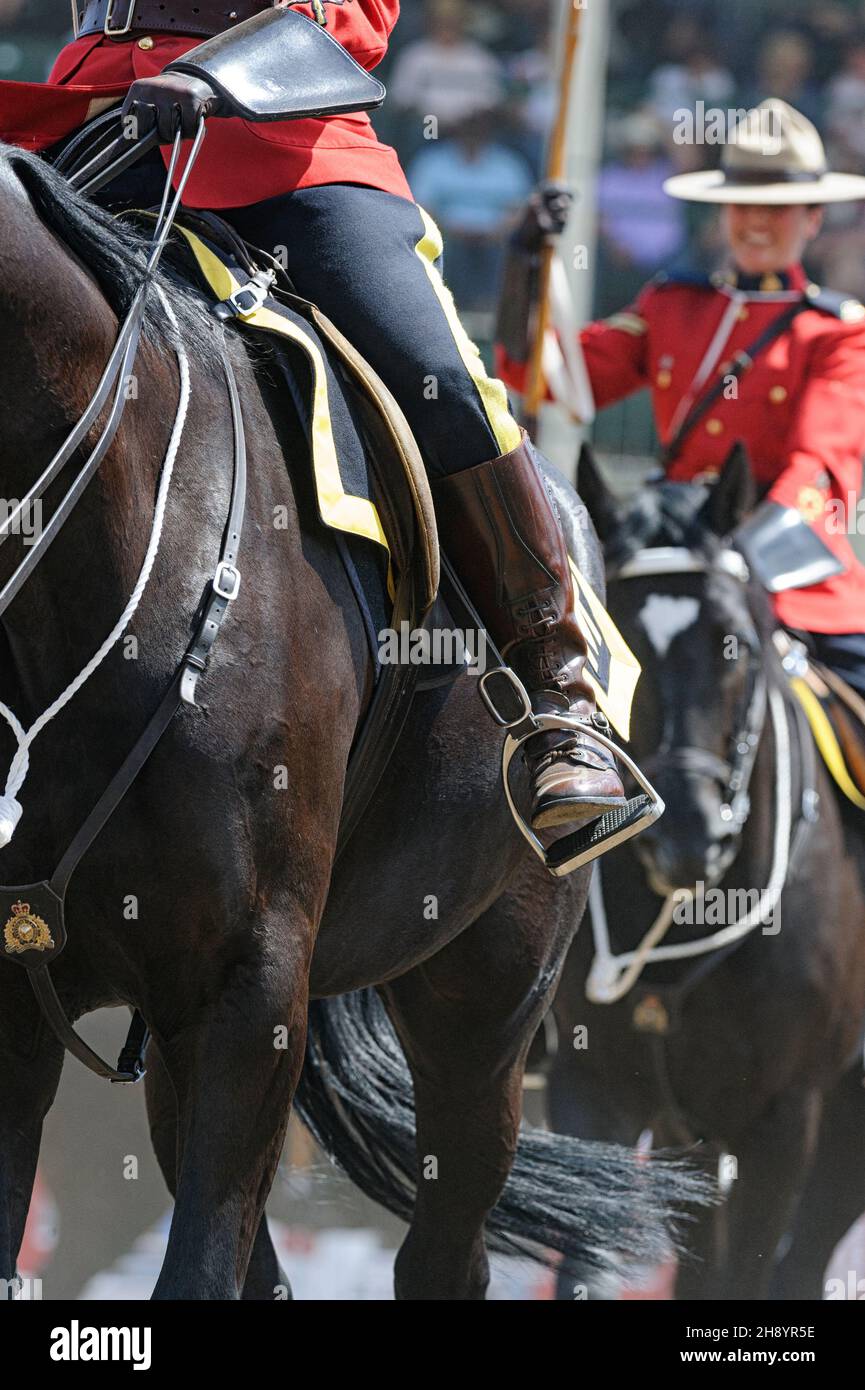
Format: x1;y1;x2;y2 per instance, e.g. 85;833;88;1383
663;169;865;204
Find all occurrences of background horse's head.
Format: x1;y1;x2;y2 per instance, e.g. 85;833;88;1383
580;445;775;895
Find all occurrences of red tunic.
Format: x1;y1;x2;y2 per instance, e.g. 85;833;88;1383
0;2;410;206
498;264;865;634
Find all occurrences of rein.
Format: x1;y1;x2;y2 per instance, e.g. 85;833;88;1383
0;122;248;1081
585;544;806;1004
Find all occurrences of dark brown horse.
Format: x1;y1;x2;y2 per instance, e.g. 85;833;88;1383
547;447;865;1300
0;146;708;1300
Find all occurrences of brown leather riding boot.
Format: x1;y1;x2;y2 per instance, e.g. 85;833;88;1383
433;431;626;831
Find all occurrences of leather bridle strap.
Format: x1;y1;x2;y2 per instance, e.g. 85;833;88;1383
31;968;151;1081
0;298;146;616
73;130;163;200
643;664;768;832
0;125;205;616
180;346;246;705
0;120;246;1081
18;346;246;1083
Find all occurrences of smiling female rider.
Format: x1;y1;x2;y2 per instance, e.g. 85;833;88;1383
498;99;865;699
36;0;628;844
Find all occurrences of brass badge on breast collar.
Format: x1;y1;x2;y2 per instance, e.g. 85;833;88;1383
3;900;54;955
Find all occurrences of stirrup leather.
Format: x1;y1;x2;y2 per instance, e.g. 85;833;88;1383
479;665;665;878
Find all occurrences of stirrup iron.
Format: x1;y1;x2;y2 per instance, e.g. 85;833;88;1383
481;667;664;877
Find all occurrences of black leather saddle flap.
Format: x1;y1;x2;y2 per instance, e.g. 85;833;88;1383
165;8;385;123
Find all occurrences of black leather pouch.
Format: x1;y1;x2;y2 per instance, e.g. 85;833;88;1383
165;7;385;123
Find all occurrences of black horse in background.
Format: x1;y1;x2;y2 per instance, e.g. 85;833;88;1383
0;144;713;1300
547;447;865;1300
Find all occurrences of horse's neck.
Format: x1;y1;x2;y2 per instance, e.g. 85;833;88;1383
0;337;170;714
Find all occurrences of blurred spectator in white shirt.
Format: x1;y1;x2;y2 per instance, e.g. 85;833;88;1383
745;29;823;127
648;23;735;130
390;0;504;136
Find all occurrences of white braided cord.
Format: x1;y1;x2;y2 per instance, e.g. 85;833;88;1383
585;684;793;1003
0;287;190;847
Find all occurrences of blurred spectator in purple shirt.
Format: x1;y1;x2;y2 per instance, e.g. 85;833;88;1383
598;113;686;267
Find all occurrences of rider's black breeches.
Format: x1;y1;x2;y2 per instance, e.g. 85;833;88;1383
221;184;523;478
100;156;523;478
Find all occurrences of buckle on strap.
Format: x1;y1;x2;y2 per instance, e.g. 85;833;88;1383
104;0;137;35
478;665;536;730
218;269;276;321
213;561;240;601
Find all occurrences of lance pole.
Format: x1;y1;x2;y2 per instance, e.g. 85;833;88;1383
522;0;585;441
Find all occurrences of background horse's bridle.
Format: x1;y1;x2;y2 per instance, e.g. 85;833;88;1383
585;543;803;1003
615;545;767;837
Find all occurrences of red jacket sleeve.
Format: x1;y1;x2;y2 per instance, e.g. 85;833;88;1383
770;319;865;515
495;282;656;406
578;284;654;409
293;1;399;70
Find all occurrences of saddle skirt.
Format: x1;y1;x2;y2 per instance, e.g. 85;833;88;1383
165;211;439;617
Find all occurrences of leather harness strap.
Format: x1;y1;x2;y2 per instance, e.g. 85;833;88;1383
659;297;807;467
31;967;150;1082
0;297;146;615
3;346;246;1083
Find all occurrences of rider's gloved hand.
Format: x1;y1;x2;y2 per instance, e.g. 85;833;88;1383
513;180;575;253
121;74;224;143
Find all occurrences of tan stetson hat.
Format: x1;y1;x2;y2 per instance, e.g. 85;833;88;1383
663;99;865;204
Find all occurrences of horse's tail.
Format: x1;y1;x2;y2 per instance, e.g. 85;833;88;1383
294;989;712;1278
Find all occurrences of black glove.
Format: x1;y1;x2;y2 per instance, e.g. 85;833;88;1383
121;73;224;143
513;180;575;253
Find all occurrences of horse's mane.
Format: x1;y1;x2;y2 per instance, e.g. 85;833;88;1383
1;143;221;368
607;479;715;570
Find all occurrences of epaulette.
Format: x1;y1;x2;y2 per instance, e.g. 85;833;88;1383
803;284;865;323
651;268;714;290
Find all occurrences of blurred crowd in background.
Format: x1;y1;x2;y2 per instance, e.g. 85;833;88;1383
11;0;865;324
382;0;865;321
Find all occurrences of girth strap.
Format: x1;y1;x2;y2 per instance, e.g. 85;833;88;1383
30;970;150;1083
